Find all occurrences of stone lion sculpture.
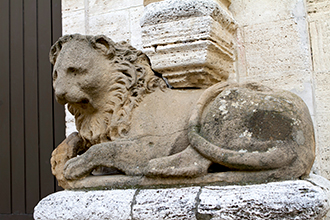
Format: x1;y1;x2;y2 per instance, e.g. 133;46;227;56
50;34;315;189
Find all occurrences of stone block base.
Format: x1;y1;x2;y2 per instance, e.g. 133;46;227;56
34;175;330;220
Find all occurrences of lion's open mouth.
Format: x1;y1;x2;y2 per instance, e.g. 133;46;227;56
77;98;91;109
69;98;93;111
79;98;89;104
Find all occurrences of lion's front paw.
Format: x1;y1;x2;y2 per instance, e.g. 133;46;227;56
51;132;86;188
63;155;94;180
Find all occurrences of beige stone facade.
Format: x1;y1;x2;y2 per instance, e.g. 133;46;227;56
308;0;330;181
61;0;330;183
62;0;144;48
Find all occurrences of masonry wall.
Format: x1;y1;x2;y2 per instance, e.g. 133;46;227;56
62;0;144;48
61;0;330;182
307;0;330;180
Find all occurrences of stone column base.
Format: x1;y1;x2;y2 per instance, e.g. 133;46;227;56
34;174;330;220
141;0;238;88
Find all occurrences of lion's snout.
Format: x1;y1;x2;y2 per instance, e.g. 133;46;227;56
54;82;91;107
55;91;67;105
54;88;68;105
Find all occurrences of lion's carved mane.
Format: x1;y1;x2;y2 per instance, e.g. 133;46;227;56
50;34;167;146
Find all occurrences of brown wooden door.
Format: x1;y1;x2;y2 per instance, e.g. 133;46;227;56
0;0;64;219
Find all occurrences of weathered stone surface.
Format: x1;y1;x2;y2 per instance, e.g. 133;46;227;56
59;0;330;189
51;132;86;189
57;2;330;218
89;10;131;42
242;19;311;78
62;0;85;12
34;176;330;220
34;190;135;220
198;178;330;220
230;0;315;142
129;6;144;50
143;40;233;88
230;0;305;26
142;16;234;48
189;82;315;181
230;0;313;100
307;0;330;184
141;0;237;88
50;34;204;188
62;10;86;35
141;0;236;27
144;0;231;9
309;20;330;70
88;0;143;16
49;34;315;189
133;187;199;219
242;72;315;118
61;0;145;136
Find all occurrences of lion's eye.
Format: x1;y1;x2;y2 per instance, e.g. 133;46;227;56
67;67;87;76
67;67;79;74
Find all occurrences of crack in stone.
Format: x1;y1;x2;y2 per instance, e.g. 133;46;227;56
195;187;213;220
130;189;140;220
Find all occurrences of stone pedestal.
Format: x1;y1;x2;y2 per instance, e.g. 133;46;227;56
141;0;238;88
34;175;330;220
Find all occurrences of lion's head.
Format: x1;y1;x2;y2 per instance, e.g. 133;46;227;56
50;34;167;146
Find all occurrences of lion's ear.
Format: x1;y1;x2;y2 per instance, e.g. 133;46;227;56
49;39;64;65
92;35;116;59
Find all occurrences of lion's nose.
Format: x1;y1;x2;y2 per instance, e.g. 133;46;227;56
55;88;68;105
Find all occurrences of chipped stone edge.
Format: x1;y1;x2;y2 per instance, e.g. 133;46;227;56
141;0;238;32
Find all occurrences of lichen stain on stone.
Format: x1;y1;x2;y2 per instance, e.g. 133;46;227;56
239;130;252;138
294;130;305;145
218;100;228;115
196;213;212;220
248;110;293;141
